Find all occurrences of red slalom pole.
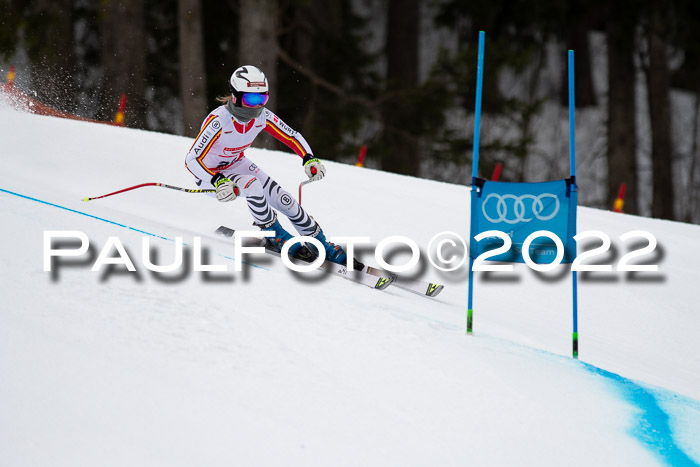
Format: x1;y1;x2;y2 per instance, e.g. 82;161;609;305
115;94;126;126
355;145;367;167
83;182;214;202
613;183;626;213
491;162;502;181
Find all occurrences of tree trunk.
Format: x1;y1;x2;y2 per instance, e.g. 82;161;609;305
381;0;420;176
178;0;208;137
562;0;596;108
290;0;341;135
689;95;700;223
646;8;675;220
606;7;638;214
27;0;77;113
99;0;147;128
239;0;278;149
239;0;277;109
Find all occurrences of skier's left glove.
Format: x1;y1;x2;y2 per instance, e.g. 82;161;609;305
303;154;326;182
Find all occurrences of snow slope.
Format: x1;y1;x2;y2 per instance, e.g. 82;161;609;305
1;105;699;466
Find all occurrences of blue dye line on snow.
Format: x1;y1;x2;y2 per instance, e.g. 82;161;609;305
487;338;700;466
1;188;172;239
524;339;699;466
0;188;268;271
580;362;700;467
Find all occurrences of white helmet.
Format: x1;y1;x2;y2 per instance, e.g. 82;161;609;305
229;65;268;94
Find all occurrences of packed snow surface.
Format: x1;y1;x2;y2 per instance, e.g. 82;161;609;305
1;105;699;466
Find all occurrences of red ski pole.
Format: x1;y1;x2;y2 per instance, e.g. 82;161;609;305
82;182;214;202
298;166;318;206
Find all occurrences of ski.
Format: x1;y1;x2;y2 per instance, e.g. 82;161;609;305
261;245;392;290
365;266;444;298
214;226;392;290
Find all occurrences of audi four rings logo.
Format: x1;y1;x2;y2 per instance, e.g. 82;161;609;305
482;193;560;224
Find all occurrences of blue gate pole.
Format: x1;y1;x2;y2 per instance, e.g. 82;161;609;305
472;31;485;181
569;50;576;180
467;31;485;334
568;50;579;359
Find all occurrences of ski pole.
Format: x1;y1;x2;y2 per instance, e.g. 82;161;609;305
82;182;214;202
298;165;318;206
298;179;313;206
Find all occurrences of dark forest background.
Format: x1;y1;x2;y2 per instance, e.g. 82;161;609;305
1;0;700;223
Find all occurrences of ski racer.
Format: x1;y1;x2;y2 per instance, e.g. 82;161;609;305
184;65;353;267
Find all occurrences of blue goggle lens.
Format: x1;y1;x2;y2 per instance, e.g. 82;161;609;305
241;92;269;107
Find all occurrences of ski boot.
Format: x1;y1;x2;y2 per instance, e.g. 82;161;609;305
309;227;365;271
256;216;315;261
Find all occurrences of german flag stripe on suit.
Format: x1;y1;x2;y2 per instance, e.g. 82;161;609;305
188;114;217;152
195;130;221;175
264;121;306;157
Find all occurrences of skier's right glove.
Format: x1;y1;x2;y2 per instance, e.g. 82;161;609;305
211;173;239;202
303;154;326;182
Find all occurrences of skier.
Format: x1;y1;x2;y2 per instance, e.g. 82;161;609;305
184;65;353;267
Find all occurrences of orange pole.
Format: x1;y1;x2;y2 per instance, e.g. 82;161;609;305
5;65;16;90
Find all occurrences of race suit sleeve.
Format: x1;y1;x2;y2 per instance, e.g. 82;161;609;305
184;114;222;183
263;108;313;158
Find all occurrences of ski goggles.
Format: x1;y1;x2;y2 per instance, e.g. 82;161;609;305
240;92;269;108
